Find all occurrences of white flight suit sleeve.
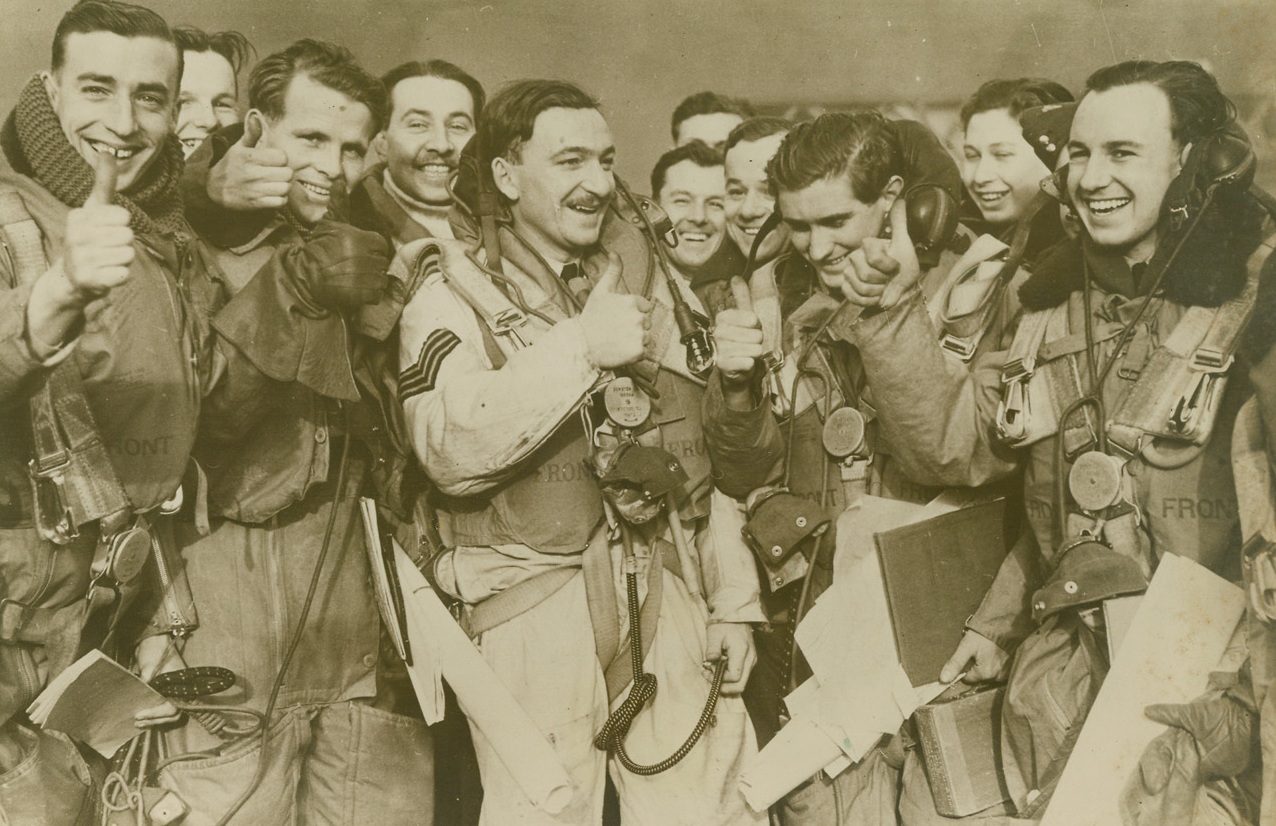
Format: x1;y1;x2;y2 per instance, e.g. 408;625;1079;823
695;488;765;624
398;270;604;497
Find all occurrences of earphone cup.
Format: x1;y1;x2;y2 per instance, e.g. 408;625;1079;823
903;183;959;270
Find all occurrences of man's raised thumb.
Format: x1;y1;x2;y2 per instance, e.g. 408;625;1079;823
86;150;118;207
592;251;625;295
730;275;754;314
888;195;913;245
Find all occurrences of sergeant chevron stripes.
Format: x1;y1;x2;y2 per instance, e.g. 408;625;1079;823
399;328;462;402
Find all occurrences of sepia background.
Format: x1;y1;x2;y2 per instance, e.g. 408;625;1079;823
3;0;1275;189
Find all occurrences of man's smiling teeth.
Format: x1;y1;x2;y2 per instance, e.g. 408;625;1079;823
300;181;330;198
680;231;708;243
820;252;849;270
977;189;1008;203
87;139;138;159
418;163;450;174
742;226;760;236
1087;197;1131;215
569;204;599;215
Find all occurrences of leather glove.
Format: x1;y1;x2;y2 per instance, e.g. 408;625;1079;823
1146;697;1256;781
1119;696;1256;826
291;220;391;315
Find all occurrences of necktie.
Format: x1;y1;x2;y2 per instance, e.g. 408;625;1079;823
560;262;590;306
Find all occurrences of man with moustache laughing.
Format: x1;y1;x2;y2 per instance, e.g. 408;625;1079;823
395;78;765;825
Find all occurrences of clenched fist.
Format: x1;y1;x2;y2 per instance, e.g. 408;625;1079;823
579;252;652;369
290;220;391;313
64;151;133;298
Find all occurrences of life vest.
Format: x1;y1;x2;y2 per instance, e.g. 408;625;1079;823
996;237;1271;455
412;238;712;556
0;181;202;523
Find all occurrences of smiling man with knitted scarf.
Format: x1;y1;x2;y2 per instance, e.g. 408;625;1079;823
0;2;216;823
0;3;404;824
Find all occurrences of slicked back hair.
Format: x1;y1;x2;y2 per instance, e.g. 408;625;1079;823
960;77;1075;127
723;116;792;157
477;79;599;165
381;59;486;122
52;0;179;75
767;111;902;204
651;140;724;198
173;26;254;79
1085;60;1235;146
249;39;387;133
671;91;755;143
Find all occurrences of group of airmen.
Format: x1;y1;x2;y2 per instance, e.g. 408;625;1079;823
2;2;1276;825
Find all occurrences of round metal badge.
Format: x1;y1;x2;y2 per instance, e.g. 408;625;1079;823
1068;451;1124;513
822;407;868;459
604;377;652;429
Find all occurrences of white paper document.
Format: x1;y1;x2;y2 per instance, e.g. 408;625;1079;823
393;541;574;814
1040;553;1245;826
740;496;958;811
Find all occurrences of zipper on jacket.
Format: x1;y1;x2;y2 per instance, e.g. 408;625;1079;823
150;528;195;634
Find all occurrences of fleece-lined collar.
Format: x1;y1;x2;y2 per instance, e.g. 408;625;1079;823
1018;196;1266;312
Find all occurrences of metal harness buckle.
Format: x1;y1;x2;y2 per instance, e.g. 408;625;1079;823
1168;351;1233;437
940;332;979;362
491;307;528;349
996;357;1035;442
27;456;78;545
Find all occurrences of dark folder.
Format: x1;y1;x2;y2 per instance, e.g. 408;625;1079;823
876;499;1011;687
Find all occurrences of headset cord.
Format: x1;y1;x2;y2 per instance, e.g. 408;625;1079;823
211;404;353;826
592;519;726;776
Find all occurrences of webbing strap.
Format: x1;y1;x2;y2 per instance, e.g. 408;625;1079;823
996;307;1055;444
461;565;579;638
458;525;666;703
438;243;540;362
1109;240;1268;451
30;364;132;527
0;596;85;644
1036;321;1126;363
935;234;1009;354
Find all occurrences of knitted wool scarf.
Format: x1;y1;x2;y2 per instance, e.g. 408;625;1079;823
7;74;187;238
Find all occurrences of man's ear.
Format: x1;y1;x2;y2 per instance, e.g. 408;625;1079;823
242;109;269;148
879;175;905;210
491;156;519;202
40;71;58;110
372;131;387;158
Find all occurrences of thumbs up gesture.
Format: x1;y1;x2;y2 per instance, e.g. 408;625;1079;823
714;275;766;382
207;113;292;210
579;252;653;369
63;151;133;298
843;197;922;310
